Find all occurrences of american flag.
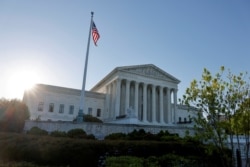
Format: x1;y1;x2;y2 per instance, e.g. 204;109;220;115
92;22;100;46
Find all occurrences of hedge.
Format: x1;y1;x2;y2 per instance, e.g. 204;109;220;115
0;132;231;167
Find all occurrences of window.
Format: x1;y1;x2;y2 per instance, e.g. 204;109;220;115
179;117;181;122
97;108;101;117
59;104;64;113
69;105;74;115
38;102;44;111
88;108;92;115
184;118;187;123
49;103;54;112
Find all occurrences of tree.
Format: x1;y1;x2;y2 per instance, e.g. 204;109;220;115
221;68;250;167
181;66;250;167
0;99;30;132
231;98;250;167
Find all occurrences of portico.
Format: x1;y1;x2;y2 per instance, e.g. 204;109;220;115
91;64;180;125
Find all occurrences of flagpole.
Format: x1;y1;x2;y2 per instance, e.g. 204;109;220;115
77;12;94;123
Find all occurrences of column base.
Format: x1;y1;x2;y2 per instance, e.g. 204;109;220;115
141;120;150;125
151;121;161;126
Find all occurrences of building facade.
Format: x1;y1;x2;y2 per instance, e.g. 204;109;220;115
23;64;196;126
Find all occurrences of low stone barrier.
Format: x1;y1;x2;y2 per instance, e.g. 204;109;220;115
24;120;194;139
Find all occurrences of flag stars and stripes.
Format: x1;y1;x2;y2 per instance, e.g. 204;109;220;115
92;22;100;46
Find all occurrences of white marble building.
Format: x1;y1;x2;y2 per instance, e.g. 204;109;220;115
23;64;196;126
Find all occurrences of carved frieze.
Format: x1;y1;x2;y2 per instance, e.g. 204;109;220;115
124;67;168;80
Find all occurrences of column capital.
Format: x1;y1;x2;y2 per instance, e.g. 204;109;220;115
106;84;110;89
116;78;122;85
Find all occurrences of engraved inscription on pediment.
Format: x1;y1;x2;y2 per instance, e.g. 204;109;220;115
125;67;168;79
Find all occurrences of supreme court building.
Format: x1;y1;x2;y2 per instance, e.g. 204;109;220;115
23;64;196;127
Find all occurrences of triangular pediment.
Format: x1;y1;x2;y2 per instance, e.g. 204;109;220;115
118;64;180;83
91;64;180;91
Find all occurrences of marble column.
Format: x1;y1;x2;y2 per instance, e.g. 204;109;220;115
167;88;171;124
134;82;139;118
115;79;121;117
143;83;147;122
152;85;156;123
125;79;130;113
173;89;177;124
159;86;164;124
111;82;115;119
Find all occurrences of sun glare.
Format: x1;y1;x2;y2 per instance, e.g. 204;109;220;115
7;70;39;99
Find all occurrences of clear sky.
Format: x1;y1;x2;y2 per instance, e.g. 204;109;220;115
0;0;250;101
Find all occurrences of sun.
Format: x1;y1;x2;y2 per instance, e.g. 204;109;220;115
7;70;39;99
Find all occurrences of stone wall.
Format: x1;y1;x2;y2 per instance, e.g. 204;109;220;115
24;120;194;140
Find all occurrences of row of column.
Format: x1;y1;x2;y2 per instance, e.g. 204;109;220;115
105;78;178;125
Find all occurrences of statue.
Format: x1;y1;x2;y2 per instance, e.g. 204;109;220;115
126;106;136;118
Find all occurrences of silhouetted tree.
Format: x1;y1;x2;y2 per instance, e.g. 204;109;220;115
0;99;30;132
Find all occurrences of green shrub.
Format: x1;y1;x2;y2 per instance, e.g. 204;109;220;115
158;154;197;167
0;161;69;167
105;133;127;140
67;128;86;138
106;156;143;167
160;135;181;142
143;156;160;167
105;130;186;142
84;114;103;123
27;127;48;136
50;130;67;137
128;129;161;141
86;134;96;140
127;129;147;140
50;129;95;140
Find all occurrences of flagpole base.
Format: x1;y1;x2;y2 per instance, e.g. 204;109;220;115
77;109;84;123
